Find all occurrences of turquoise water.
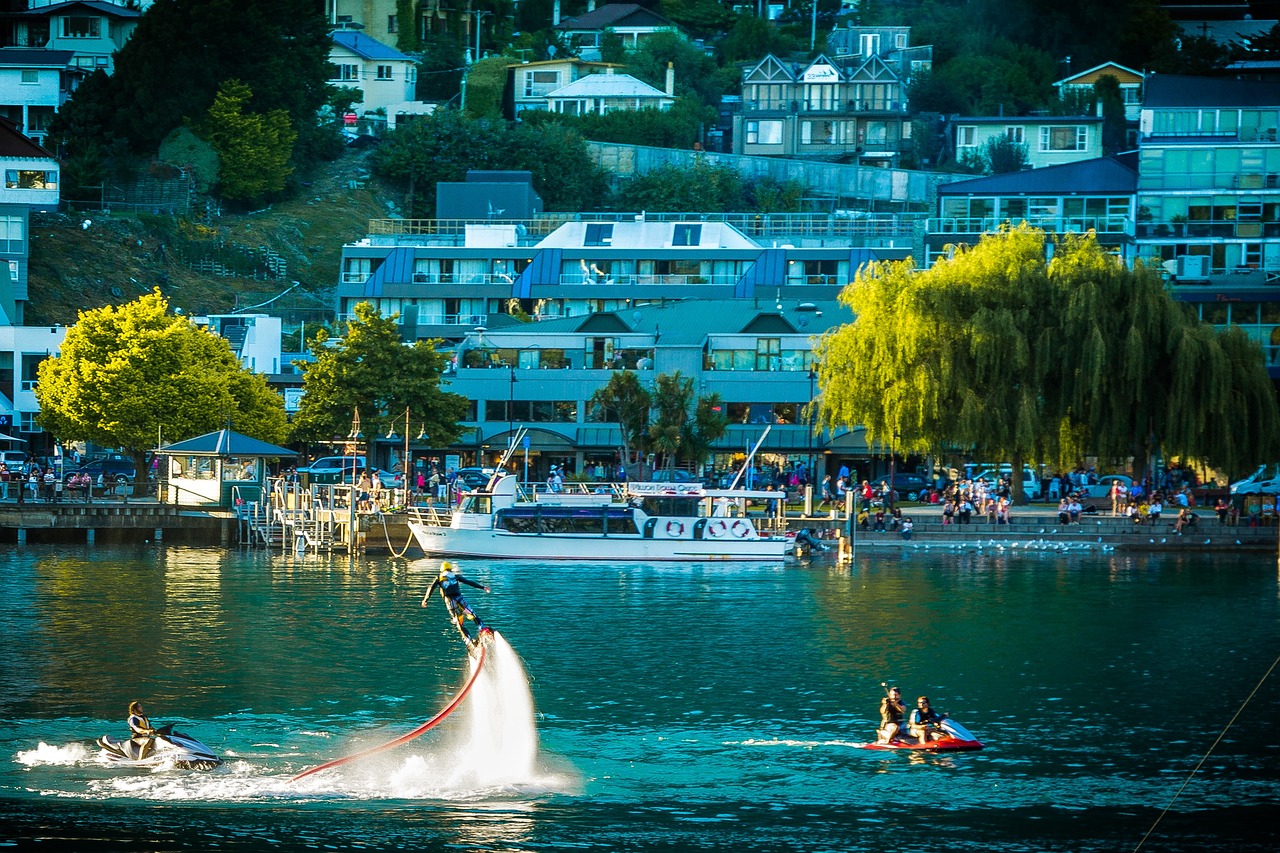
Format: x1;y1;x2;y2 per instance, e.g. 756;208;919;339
1;545;1278;851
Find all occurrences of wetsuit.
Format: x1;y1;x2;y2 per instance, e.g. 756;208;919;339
427;570;488;630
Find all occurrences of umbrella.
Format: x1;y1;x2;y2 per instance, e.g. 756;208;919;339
0;433;26;443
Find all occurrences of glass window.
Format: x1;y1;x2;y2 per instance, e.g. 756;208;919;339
1040;125;1087;151
62;16;100;37
584;224;613;246
672;224;701;246
376;65;393;80
4;170;55;190
755;338;780;371
957;126;976;147
746;120;783;145
20;69;37;84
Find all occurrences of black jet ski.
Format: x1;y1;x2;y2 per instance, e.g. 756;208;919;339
97;723;222;771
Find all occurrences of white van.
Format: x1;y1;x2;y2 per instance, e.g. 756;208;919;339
1229;464;1280;495
972;465;1043;501
1;450;27;473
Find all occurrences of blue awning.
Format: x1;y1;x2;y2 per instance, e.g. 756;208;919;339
512;248;562;298
363;247;417;297
735;248;787;298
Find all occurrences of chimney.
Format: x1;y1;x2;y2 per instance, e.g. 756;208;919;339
665;61;674;96
588;0;596;10
553;0;561;26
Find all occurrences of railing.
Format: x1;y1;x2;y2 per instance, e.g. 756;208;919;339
1136;171;1280;191
741;100;908;114
557;273;740;287
1142;128;1278;143
1136;220;1280;239
927;216;1132;235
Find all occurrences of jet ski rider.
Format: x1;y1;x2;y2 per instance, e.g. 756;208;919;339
877;686;906;744
908;696;948;745
128;701;156;758
422;562;490;634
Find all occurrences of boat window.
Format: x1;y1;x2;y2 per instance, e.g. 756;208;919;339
461;495;491;515
639;496;701;518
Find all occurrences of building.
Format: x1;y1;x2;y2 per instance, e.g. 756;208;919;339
1134;74;1280;281
734;25;930;165
508;58;618;117
324;0;399;48
329;30;419;120
11;0;140;75
952;115;1105;170
544;69;673;115
1053;61;1145;122
553;3;681;62
0;47;73;145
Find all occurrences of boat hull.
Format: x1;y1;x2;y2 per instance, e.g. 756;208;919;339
409;523;789;561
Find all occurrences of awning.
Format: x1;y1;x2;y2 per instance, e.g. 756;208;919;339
489;427;576;450
575;426;622;448
0;432;26;443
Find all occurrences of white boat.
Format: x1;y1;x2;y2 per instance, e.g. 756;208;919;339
407;473;791;562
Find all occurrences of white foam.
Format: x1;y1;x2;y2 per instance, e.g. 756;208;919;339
15;741;91;766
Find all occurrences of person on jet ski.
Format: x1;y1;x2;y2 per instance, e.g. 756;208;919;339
877;686;906;744
908;696;949;745
127;701;156;758
422;562;490;633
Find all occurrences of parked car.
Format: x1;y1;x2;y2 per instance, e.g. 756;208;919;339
65;454;138;484
972;467;1043;501
453;467;498;491
1078;474;1135;501
878;473;934;502
1;450;27;473
297;456;368;476
1229;464;1280;495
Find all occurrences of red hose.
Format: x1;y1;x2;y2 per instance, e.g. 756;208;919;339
291;643;487;781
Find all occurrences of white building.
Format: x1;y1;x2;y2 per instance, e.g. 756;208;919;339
546;70;674;115
0;48;73;145
329;30;418;119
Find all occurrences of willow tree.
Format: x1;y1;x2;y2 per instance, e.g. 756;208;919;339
814;225;1058;499
35;290;287;476
1051;234;1279;476
290;302;468;457
816;226;1280;490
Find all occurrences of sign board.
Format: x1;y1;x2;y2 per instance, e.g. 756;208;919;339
803;65;839;83
445;454;462;473
522;435;531;450
627;482;703;496
283;387;304;413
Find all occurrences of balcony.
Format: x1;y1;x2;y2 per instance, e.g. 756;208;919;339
928;215;1133;237
556;273;739;287
1136;171;1280;191
1134;219;1280;240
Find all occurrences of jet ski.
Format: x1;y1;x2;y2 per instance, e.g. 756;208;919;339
859;719;985;752
97;723;222;770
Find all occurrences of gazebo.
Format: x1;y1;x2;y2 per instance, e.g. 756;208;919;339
158;429;296;508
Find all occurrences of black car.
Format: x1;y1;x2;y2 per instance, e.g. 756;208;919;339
65;455;138;484
878;473;936;502
453;467;497;491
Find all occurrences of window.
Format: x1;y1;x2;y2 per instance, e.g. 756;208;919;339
333;64;359;81
859;33;880;56
745;120;783;145
1040;125;1088;151
1005;126;1024;144
584;224;614;246
957;126;976;147
525;70;559;96
387;14;397;32
376;65;393;80
672;224;701;246
61;16;100;38
20;69;37;84
5;170;56;190
0;215;23;252
755;337;781;371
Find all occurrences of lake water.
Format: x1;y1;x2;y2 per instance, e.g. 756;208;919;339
2;545;1278;851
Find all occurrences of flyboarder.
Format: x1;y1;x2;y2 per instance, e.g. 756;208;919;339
422;561;491;645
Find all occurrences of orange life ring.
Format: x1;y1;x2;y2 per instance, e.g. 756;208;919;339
706;519;729;538
665;519;686;537
730;520;751;538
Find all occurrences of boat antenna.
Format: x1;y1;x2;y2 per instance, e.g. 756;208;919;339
490;426;527;487
727;425;772;491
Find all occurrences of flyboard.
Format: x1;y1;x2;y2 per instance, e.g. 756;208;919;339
858;719;984;752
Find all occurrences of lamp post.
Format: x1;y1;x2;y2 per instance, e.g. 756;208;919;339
888;431;900;511
384;405;411;505
470;9;491;62
508;361;516;451
807;367;817;487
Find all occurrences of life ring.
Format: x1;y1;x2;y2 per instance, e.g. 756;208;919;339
665;519;686;538
706;519;729;538
730;520;751;539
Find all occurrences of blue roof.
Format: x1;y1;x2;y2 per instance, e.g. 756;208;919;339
937;155;1138;196
332;31;414;62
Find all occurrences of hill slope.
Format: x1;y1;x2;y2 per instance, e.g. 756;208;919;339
25;149;393;326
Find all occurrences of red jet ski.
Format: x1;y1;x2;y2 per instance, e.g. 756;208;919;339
859;719;984;751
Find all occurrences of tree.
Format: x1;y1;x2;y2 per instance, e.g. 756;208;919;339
462;55;511;119
626;30;723;107
1094;75;1127;156
649;370;695;472
814;226;1280;496
34;291;287;478
395;0;420;53
981;134;1030;174
719;13;797;64
683;392;728;474
618;157;746;211
589;370;653;467
198;79;297;203
290;302;469;457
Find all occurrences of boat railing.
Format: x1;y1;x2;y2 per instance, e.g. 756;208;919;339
406;503;452;527
521;481;627;501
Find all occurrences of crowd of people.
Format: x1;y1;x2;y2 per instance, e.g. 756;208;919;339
0;463;102;503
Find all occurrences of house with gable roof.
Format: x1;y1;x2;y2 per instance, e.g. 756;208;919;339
508;58;619;116
11;0;139;75
329;30;418;118
545;70;673;115
1054;61;1145;122
554;3;682;62
734;51;913;164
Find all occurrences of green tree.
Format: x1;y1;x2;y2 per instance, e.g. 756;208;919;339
626;30;723;106
1094;75;1127;156
157;126;219;193
34;291;287;477
418;32;466;102
589;370;653;466
720;13;797;64
600;30;627;64
619;157;746;211
815;226;1280;495
983;134;1030;174
683;392;728;474
463;55;511;119
290;302;468;456
396;0;420;53
198;79;297;203
649;370;695;472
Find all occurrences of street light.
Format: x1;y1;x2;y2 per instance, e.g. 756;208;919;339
807;367;817;488
470;9;491;62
